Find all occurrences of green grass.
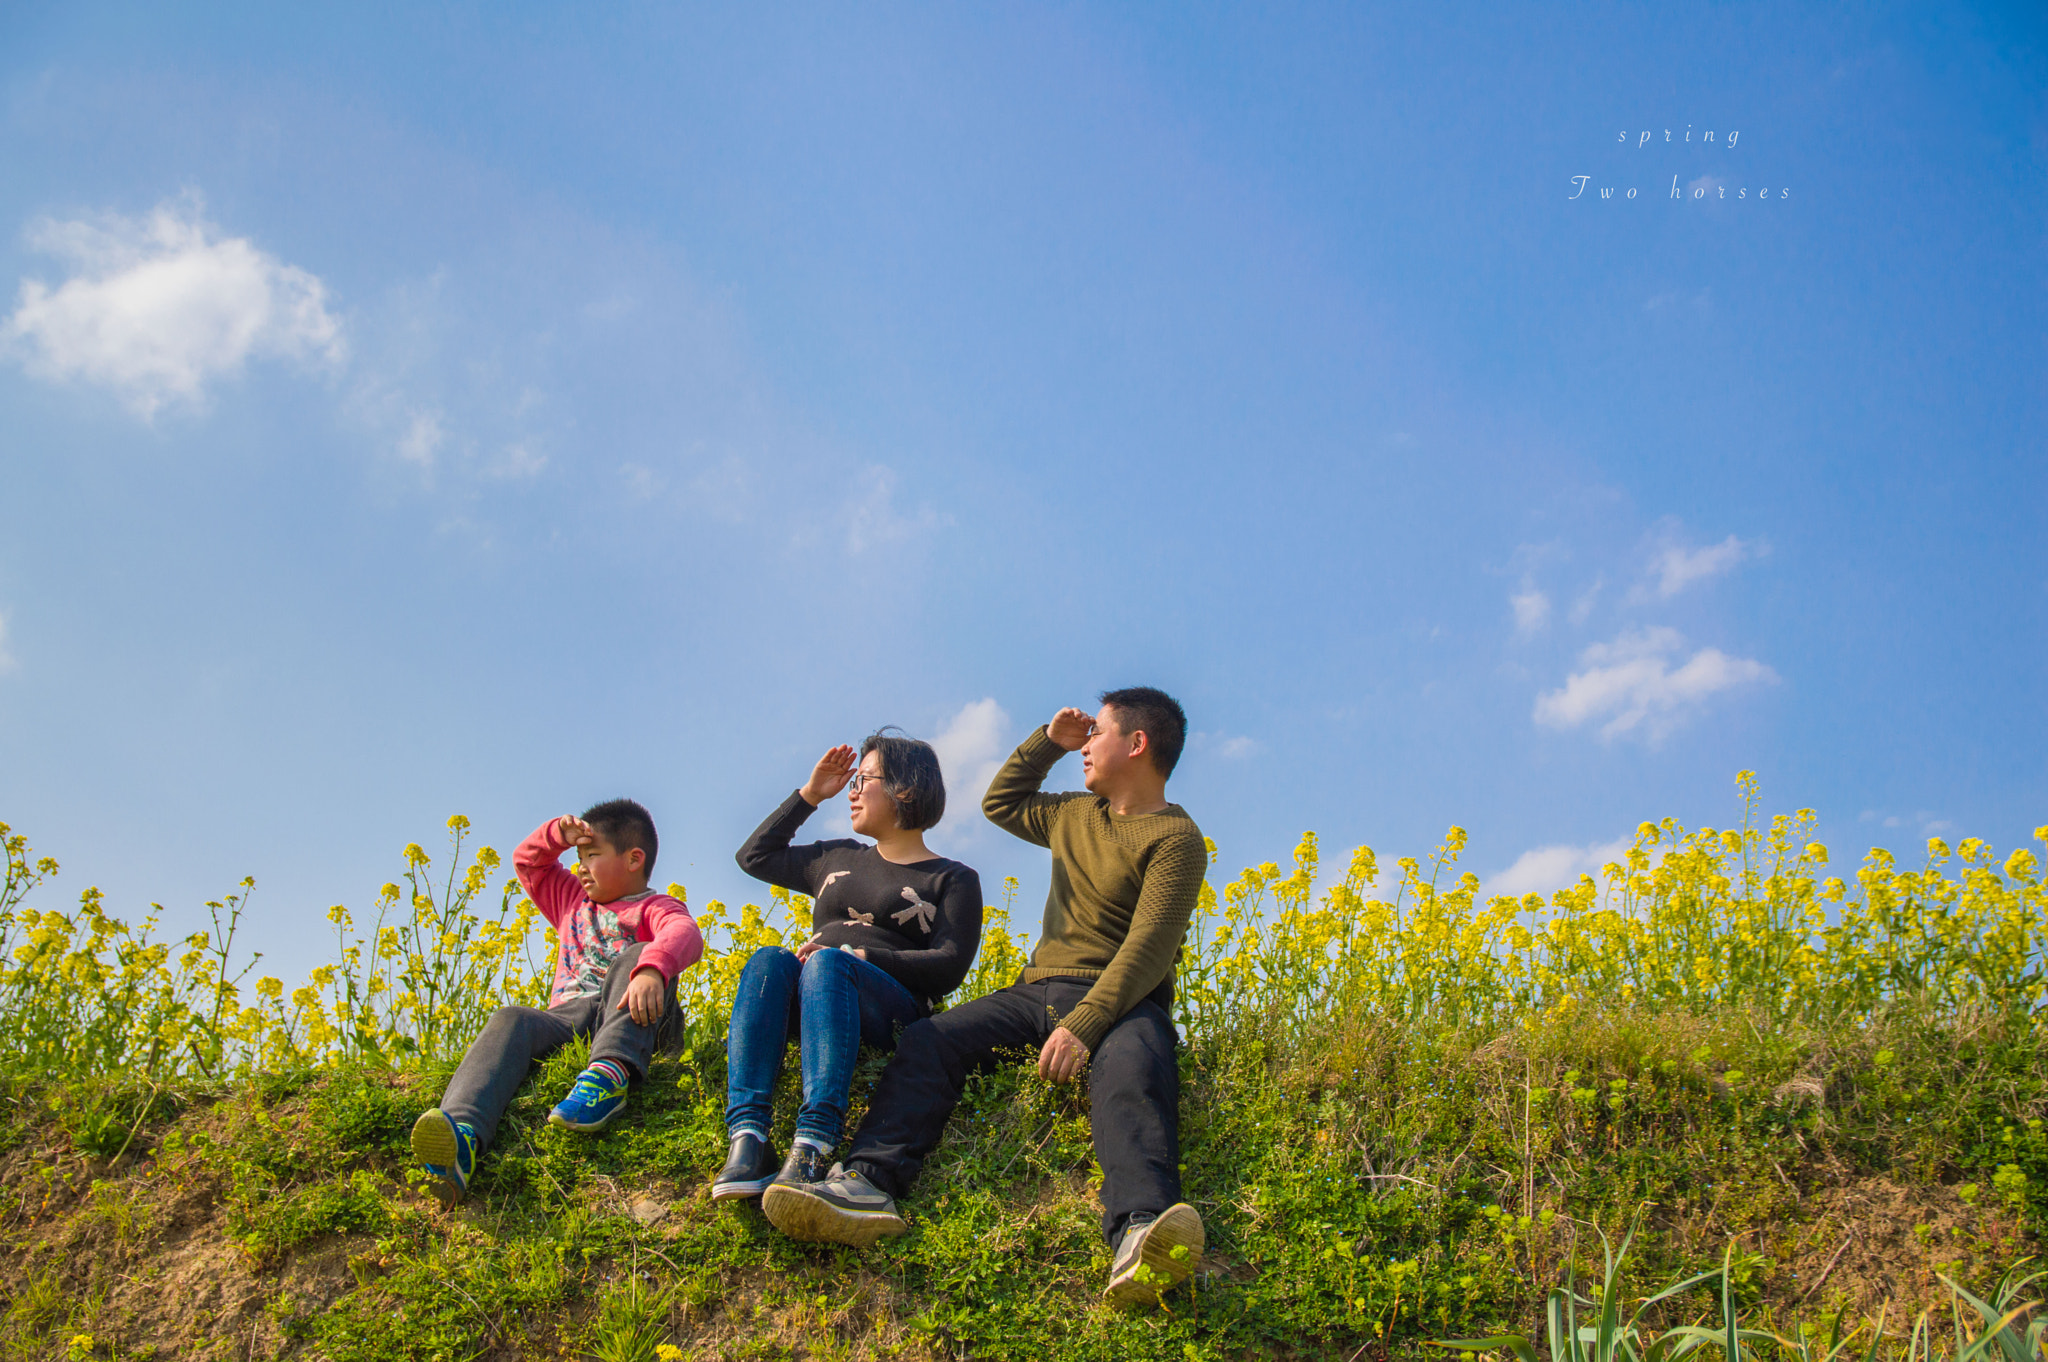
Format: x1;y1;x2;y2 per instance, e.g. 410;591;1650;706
0;994;2040;1361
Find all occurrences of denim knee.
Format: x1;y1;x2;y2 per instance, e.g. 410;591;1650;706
739;945;800;988
798;945;857;989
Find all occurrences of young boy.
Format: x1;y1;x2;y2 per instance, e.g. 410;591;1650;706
410;798;703;1205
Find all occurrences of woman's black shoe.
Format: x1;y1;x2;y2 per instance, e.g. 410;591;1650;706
711;1132;779;1201
774;1143;834;1187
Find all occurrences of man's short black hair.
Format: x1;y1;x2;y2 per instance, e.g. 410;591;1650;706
1099;686;1188;779
581;798;658;876
860;728;947;831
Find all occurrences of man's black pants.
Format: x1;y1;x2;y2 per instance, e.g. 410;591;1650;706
844;976;1181;1245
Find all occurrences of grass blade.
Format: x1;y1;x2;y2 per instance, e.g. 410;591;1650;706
1431;1335;1541;1362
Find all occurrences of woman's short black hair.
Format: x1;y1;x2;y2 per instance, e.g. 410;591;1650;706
859;728;947;832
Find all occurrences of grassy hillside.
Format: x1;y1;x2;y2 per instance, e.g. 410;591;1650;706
0;792;2043;1360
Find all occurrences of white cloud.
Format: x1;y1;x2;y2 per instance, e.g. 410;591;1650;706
844;465;949;553
1510;579;1551;636
931;698;1009;809
1191;730;1263;760
397;411;443;466
0;610;15;675
1643;533;1755;599
4;195;343;416
1533;626;1776;741
1487;836;1632;898
927;698;1010;848
1570;576;1604;624
1858;809;1956;838
492;442;545;479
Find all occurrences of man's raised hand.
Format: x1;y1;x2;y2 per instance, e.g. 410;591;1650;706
1047;707;1093;752
800;745;858;806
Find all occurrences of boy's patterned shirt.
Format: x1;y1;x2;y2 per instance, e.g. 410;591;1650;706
556;897;642;1001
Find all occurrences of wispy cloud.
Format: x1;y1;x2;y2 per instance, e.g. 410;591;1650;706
1487;835;1632;898
1569;576;1603;624
4;195;343;417
1858;809;1957;839
397;411;443;466
0;609;15;675
844;464;950;554
927;698;1010;850
1533;626;1776;742
1510;579;1551;636
1640;531;1757;600
1191;731;1263;760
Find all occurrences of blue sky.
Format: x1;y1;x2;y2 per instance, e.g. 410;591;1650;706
2;3;2043;984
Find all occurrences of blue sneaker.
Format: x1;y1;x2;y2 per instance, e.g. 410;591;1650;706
549;1065;629;1132
410;1108;477;1207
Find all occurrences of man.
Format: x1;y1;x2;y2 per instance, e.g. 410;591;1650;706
765;686;1210;1307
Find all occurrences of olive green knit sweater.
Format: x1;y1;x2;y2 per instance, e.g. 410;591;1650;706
980;726;1208;1050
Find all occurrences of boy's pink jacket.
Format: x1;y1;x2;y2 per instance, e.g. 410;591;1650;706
515;819;704;1004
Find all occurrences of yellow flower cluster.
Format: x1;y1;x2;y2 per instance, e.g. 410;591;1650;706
0;817;548;1080
1177;773;2047;1032
2;775;2041;1084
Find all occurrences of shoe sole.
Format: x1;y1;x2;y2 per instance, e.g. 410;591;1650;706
409;1110;468;1209
1104;1202;1204;1306
760;1181;907;1248
710;1174;776;1202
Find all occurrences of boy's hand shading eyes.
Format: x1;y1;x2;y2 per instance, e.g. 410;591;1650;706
557;815;597;849
1047;707;1093;751
619;966;667;1026
800;745;858;806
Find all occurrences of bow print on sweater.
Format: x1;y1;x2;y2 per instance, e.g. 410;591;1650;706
892;886;938;933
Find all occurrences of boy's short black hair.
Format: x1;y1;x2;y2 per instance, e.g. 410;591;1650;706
859;728;947;832
1099;686;1188;779
581;798;658;876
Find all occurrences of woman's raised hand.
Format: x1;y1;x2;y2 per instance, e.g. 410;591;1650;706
800;744;858;806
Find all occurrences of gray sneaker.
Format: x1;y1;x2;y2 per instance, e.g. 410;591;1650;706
1103;1202;1204;1306
761;1161;908;1248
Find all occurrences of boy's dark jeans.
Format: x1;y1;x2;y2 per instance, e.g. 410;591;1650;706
845;976;1181;1245
440;941;679;1153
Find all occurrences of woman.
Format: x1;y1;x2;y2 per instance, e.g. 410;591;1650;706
713;730;984;1207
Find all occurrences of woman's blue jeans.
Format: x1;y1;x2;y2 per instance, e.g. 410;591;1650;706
725;945;923;1151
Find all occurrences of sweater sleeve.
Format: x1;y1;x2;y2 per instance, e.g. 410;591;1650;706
1055;828;1208;1051
735;791;832;894
631;894;705;983
513;819;584;930
860;868;985;1002
980;727;1077;848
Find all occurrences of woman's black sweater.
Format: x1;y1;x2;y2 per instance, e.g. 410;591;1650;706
735;791;984;1009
